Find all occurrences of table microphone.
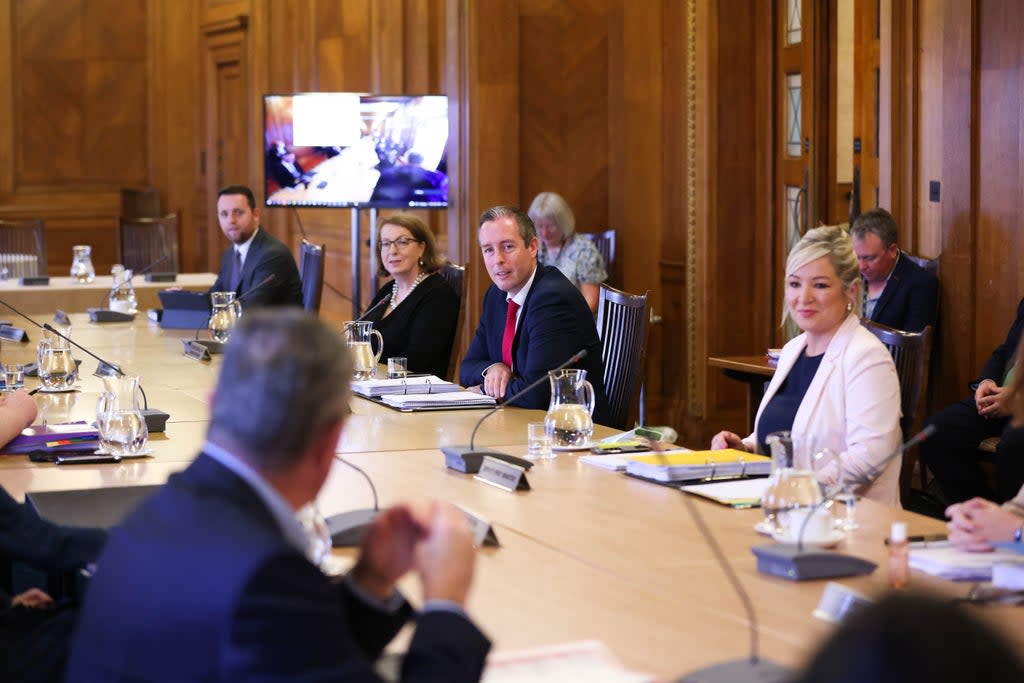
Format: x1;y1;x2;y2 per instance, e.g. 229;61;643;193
89;255;171;323
441;349;589;474
354;292;391;322
325;455;380;547
42;323;171;433
184;274;276;357
751;424;937;582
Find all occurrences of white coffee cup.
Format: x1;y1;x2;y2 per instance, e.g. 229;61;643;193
783;506;833;544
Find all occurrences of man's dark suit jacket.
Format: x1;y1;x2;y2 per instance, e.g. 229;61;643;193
976;297;1024;386
865;253;939;332
210;228;303;308
66;454;490;682
460;265;610;425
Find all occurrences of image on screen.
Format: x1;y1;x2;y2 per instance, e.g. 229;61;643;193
263;93;449;209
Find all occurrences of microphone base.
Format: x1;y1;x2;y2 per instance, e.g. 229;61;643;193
676;657;793;683
326;508;379;547
144;272;177;283
193;340;226;355
752;543;877;581
141;409;170;434
87;308;137;323
441;445;535;474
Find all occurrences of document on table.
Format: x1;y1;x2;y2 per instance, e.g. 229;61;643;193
908;542;1024;581
680;477;771;508
482;641;654;683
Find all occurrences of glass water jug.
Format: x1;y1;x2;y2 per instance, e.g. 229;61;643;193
544;368;596;448
95;375;148;456
107;265;138;313
70;245;95;283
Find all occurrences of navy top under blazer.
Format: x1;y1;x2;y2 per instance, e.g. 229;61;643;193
756;352;824;453
460;265;610;425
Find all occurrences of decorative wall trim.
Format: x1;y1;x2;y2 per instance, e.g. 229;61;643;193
685;0;701;416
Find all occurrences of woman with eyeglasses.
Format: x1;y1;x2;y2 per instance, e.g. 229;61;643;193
528;192;607;313
363;213;460;379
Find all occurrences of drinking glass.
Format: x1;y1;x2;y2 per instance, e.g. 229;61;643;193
812;447;858;532
387;357;408;379
3;363;23;391
527;421;553;460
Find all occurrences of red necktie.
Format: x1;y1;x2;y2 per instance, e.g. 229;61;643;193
501;300;520;368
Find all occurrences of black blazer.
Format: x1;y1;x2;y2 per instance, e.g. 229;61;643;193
460;265;609;425
67;454;490;682
364;273;460;379
976;297;1024;386
865;253;939;332
210;228;303;308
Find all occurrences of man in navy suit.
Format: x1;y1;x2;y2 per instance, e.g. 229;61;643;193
209;185;303;308
851;208;938;332
920;298;1024;504
67;310;490;682
460;205;609;425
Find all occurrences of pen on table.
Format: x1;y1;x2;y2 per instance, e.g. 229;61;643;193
885;534;947;546
28;386;41;396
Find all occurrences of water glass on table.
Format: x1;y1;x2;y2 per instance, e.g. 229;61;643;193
3;364;23;391
387;357;408;379
527;421;553;460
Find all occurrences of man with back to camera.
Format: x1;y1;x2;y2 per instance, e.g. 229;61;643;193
460;205;609;425
66;310;491;682
209;184;303;308
850;207;938;332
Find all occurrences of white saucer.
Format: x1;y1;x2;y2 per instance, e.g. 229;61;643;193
551;441;593;452
37;386;80;394
770;528;845;548
93;448;154;458
753;519;776;536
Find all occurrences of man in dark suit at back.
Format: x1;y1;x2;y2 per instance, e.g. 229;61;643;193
460;205;609;425
67;310;490;682
851;207;938;332
209;185;303;308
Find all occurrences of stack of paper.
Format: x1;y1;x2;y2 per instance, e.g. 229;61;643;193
381;391;496;410
680;477;772;508
352;375;460;397
578;455;632;471
625;449;771;482
908;542;1024;581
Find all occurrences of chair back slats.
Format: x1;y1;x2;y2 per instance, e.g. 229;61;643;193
0;218;47;277
903;252;939;277
439;262;467;382
578;229;616;284
862;320;932;435
595;284;650;430
118;214;179;273
299;240;326;313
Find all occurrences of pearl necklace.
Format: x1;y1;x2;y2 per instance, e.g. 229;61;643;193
389;272;428;311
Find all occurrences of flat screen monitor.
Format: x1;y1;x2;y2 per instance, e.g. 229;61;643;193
263;93;449;209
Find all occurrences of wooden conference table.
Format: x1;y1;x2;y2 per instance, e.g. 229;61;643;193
0;272;216;315
1;316;1021;679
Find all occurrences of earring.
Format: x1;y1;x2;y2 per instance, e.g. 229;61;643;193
846;301;853;312
419;258;424;266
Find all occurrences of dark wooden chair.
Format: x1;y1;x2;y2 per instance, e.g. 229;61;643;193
118;214;179;274
578;229;617;285
903;252;939;276
299;240;326;313
438;262;466;382
862;320;933;502
595;284;650;430
0;218;47;277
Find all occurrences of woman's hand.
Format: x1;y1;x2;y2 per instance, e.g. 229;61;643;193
711;431;749;451
946;497;1022;552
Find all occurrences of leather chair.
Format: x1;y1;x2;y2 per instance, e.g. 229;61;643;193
118;214;179;274
299;240;325;313
595;284;650;430
0;218;47;277
578;229;617;285
862;320;933;502
438;262;466;382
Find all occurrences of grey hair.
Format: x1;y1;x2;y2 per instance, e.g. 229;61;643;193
527;192;576;240
208;309;352;470
850;208;898;248
478;205;537;244
782;224;861;326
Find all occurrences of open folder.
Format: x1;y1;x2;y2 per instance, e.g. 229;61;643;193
624;449;771;482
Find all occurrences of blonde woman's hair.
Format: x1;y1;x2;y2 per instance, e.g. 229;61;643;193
527;192;576;241
781;224;861;327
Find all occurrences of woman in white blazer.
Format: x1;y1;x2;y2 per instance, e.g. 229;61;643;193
712;225;902;504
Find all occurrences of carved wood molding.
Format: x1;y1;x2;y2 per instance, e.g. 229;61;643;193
200;15;249;39
685;0;701;417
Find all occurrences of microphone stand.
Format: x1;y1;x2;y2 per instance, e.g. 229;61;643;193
441;349;589;473
325;455;381;547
